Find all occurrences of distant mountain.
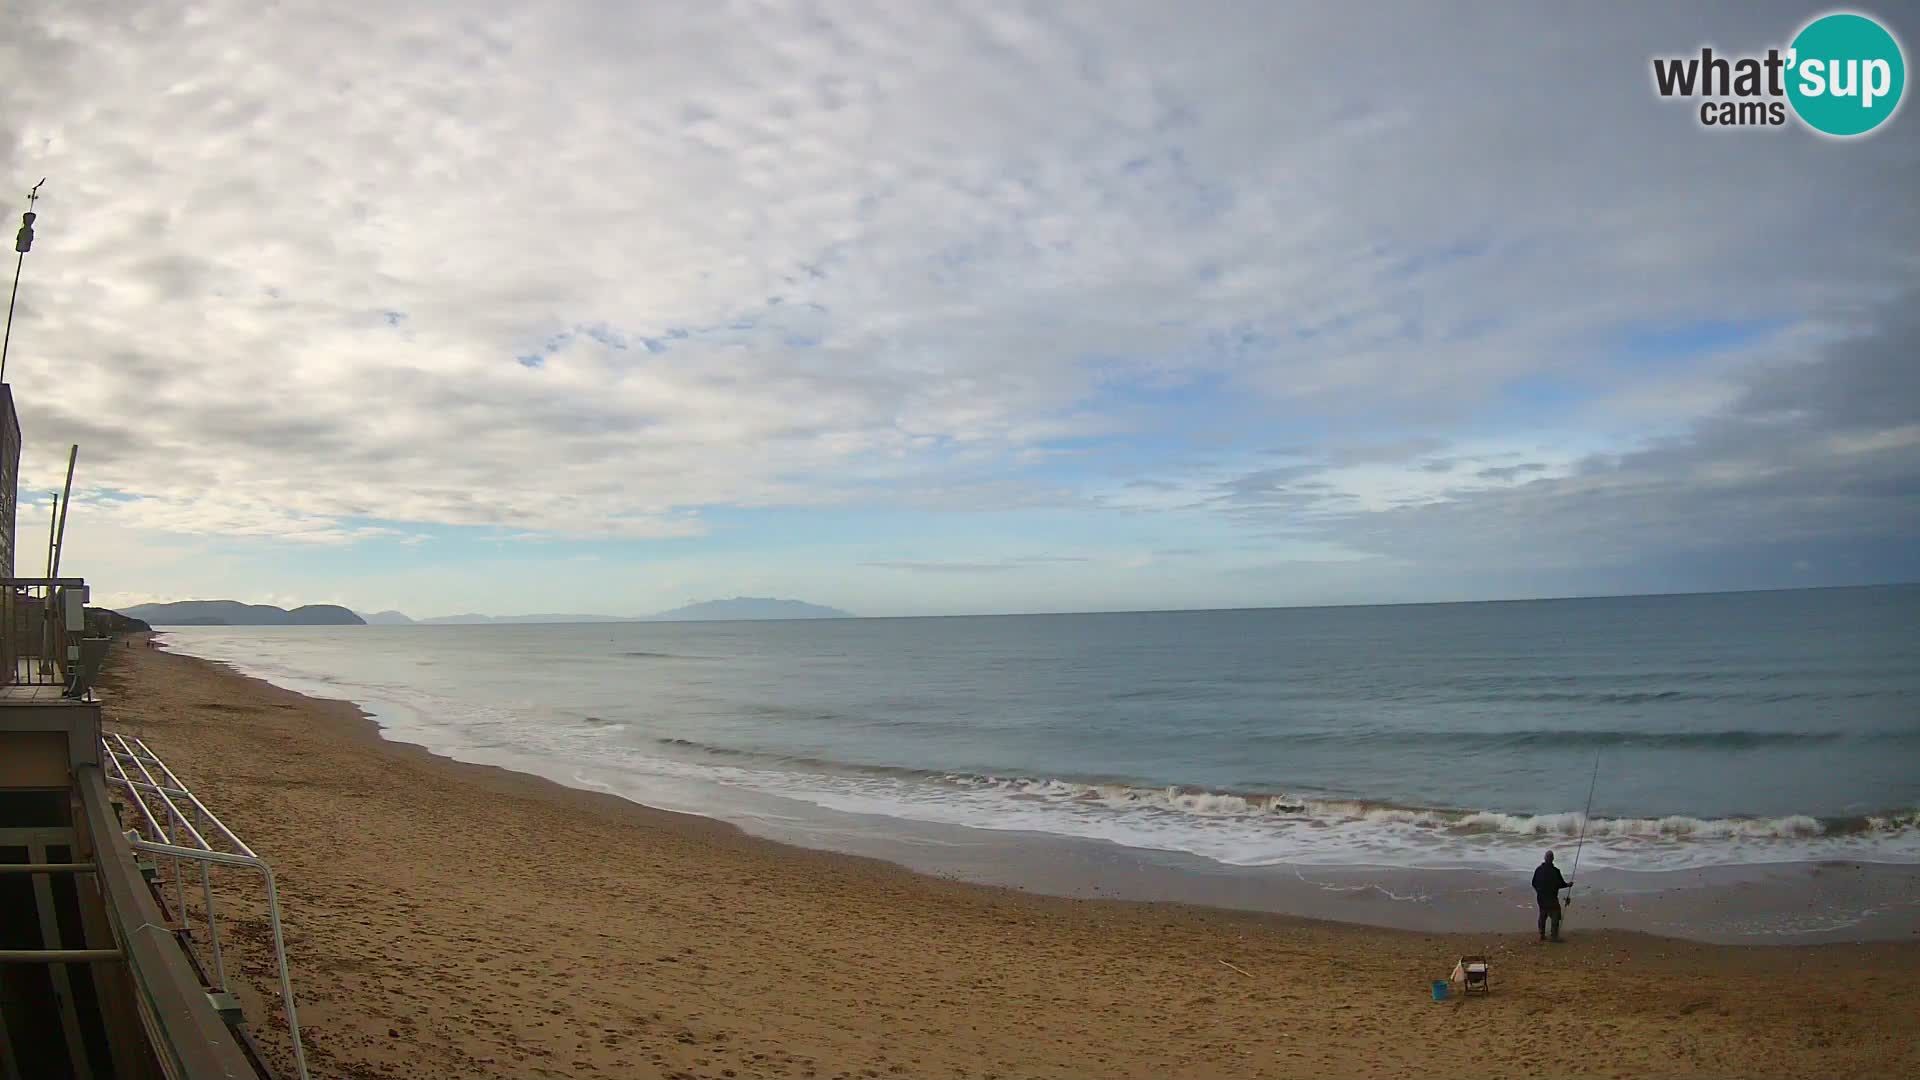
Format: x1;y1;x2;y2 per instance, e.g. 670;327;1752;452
84;607;151;635
286;604;362;625
121;600;367;626
642;597;852;622
492;613;634;623
410;613;634;625
351;598;852;625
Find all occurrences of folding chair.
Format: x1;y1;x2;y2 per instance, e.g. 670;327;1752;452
1455;955;1491;995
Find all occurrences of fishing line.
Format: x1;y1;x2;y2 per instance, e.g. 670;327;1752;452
1569;751;1600;903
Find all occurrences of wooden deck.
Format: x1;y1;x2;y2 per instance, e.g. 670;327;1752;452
0;682;81;705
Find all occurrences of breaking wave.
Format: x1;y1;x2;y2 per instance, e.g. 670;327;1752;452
1239;728;1904;750
938;773;1917;841
645;736;1920;864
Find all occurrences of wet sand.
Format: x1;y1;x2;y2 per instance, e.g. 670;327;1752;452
97;637;1920;1079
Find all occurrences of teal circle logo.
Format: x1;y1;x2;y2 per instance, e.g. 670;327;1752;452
1787;13;1906;136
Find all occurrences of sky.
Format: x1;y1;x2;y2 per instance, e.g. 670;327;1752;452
1;1;1915;618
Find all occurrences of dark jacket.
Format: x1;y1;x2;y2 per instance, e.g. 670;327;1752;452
1532;862;1570;902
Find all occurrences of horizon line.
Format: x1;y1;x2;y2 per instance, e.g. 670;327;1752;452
129;579;1916;626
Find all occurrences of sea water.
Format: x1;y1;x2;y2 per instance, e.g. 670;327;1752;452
160;585;1919;875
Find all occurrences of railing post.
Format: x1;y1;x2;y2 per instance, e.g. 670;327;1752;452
197;835;225;990
258;865;308;1080
168;804;187;934
1;584;14;686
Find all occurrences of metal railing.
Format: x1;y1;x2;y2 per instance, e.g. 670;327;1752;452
1;576;88;689
102;731;309;1080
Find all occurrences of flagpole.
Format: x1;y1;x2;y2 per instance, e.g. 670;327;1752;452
1;179;46;386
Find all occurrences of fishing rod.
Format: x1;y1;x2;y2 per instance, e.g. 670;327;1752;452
1567;751;1600;905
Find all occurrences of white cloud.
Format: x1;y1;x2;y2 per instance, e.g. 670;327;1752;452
0;1;1912;612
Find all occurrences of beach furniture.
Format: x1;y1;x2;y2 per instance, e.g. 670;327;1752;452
1451;955;1491;995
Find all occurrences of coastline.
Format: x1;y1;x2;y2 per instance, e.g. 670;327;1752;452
98;637;1920;1079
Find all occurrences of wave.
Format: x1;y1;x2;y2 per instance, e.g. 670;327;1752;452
1463;688;1897;705
618;651;709;660
1116;679;1906;708
940;774;1918;841
645;736;1919;845
653;736;926;776
674;726;1906;754
1239;727;1919;750
1292;728;1856;750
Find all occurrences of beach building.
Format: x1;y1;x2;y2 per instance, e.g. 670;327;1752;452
0;381;293;1078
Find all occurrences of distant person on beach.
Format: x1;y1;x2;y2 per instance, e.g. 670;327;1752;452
1532;851;1571;941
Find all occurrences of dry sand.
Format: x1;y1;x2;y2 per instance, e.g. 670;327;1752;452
96;638;1918;1079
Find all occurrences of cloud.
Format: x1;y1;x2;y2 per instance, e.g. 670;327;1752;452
1012;555;1092;564
1318;292;1920;582
0;2;1912;612
1323;438;1449;467
1475;463;1550;481
1093;283;1919;591
865;552;1097;573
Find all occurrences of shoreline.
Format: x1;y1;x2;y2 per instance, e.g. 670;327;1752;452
98;636;1920;1079
157;633;1920;946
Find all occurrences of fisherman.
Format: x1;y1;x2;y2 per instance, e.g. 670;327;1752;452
1531;850;1571;942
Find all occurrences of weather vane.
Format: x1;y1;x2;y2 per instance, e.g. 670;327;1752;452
2;178;47;385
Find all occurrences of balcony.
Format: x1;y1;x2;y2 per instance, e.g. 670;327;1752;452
1;576;282;1077
1;578;108;701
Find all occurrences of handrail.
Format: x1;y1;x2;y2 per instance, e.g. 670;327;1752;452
110;736;210;932
102;732;309;1080
0;948;123;962
120;745;259;859
74;766;258;1080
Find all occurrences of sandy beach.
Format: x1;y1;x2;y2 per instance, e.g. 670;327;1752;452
95;638;1919;1080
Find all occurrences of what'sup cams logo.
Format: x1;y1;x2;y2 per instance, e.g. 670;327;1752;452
1652;11;1905;136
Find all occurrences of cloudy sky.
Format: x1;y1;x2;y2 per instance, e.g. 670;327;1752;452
2;1;1915;617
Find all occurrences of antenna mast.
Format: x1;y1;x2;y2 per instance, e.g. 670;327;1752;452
51;444;77;578
1;179;46;385
43;491;57;577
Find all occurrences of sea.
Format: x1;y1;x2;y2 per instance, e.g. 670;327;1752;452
157;585;1918;890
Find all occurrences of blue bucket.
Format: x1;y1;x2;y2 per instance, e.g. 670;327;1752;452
1431;980;1449;1002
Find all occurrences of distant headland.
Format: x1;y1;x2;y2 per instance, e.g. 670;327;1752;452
121;600;366;626
380;597;853;624
639;597;852;622
123;597;852;626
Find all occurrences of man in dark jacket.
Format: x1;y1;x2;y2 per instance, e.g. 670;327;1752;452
1532;851;1571;941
